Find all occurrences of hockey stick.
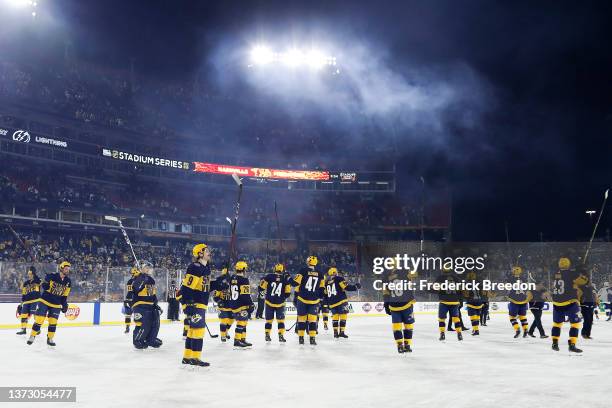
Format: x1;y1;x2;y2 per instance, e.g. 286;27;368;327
274;201;283;261
104;216;141;270
225;174;243;269
205;323;219;338
584;189;609;265
286;320;297;332
3;223;36;261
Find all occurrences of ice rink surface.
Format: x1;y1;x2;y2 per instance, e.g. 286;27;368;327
2;312;611;408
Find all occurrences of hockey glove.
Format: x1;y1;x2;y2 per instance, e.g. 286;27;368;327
384;303;391;315
62;303;68;314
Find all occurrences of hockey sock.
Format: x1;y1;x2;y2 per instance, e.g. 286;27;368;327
339;314;347;333
403;323;413;346
392;323;403;345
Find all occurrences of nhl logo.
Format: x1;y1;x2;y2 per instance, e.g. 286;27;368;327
374;303;384;312
362;303;372;313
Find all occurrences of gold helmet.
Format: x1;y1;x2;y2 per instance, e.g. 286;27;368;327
274;263;285;273
221;266;229;275
192;243;208;258
328;267;338;276
512;266;523;277
558;257;571;270
307;256;318;267
130;267;140;276
59;261;71;270
235;261;248;272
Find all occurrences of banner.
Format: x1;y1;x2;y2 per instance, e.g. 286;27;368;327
193;162;331;181
101;148;191;170
1;127;68;149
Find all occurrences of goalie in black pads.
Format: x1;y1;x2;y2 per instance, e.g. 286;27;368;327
131;262;162;349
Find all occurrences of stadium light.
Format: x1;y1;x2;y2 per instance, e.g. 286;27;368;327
248;44;337;70
250;45;274;65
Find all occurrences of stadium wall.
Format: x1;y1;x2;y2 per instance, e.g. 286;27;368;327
0;302;570;330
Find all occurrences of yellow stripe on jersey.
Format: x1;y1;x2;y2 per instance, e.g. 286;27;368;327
329;298;349;309
297;296;320;305
339;281;348;290
389;300;415;312
552;299;579;307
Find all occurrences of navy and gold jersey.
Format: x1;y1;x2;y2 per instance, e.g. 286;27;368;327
180;262;211;308
507;275;529;304
382;270;415;311
325;275;358;308
435;273;460;304
293;268;325;305
260;273;292;307
39;273;71;309
125;276;136;304
212;273;231;310
132;273;157;307
21;276;41;304
552;269;587;306
464;285;485;308
227;274;254;312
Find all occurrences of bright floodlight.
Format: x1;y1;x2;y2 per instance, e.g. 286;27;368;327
248;44;337;70
4;0;35;8
250;45;273;65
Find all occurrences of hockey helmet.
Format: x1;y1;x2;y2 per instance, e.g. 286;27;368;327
274;263;285;273
235;261;248;272
192;243;208;258
558;257;571;270
328;267;338;276
307;256;318;267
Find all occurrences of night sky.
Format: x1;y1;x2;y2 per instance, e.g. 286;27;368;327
13;1;612;241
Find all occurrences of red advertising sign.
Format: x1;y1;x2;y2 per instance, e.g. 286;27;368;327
193;162;330;181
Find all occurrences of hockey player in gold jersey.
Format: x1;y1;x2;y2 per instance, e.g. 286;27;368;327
293;256;325;346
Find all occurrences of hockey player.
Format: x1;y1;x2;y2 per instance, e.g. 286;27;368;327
597;282;612;321
212;266;232;342
123;267;139;334
551;257;588;353
527;281;550;338
255;277;265;319
228;261;255;349
324;267;360;339
382;264;415;353
17;266;41;335
131;262;162;350
507;266;531;338
27;261;72;346
434;267;463;341
579;276;598;340
464;271;485;336
293;256;326;346
260;263;292;343
181;243;213;366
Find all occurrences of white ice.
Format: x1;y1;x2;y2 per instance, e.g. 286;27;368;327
2;313;611;408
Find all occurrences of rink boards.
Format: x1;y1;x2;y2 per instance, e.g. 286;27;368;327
0;300;557;329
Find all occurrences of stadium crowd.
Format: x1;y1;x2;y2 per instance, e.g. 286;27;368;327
0;229;359;301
